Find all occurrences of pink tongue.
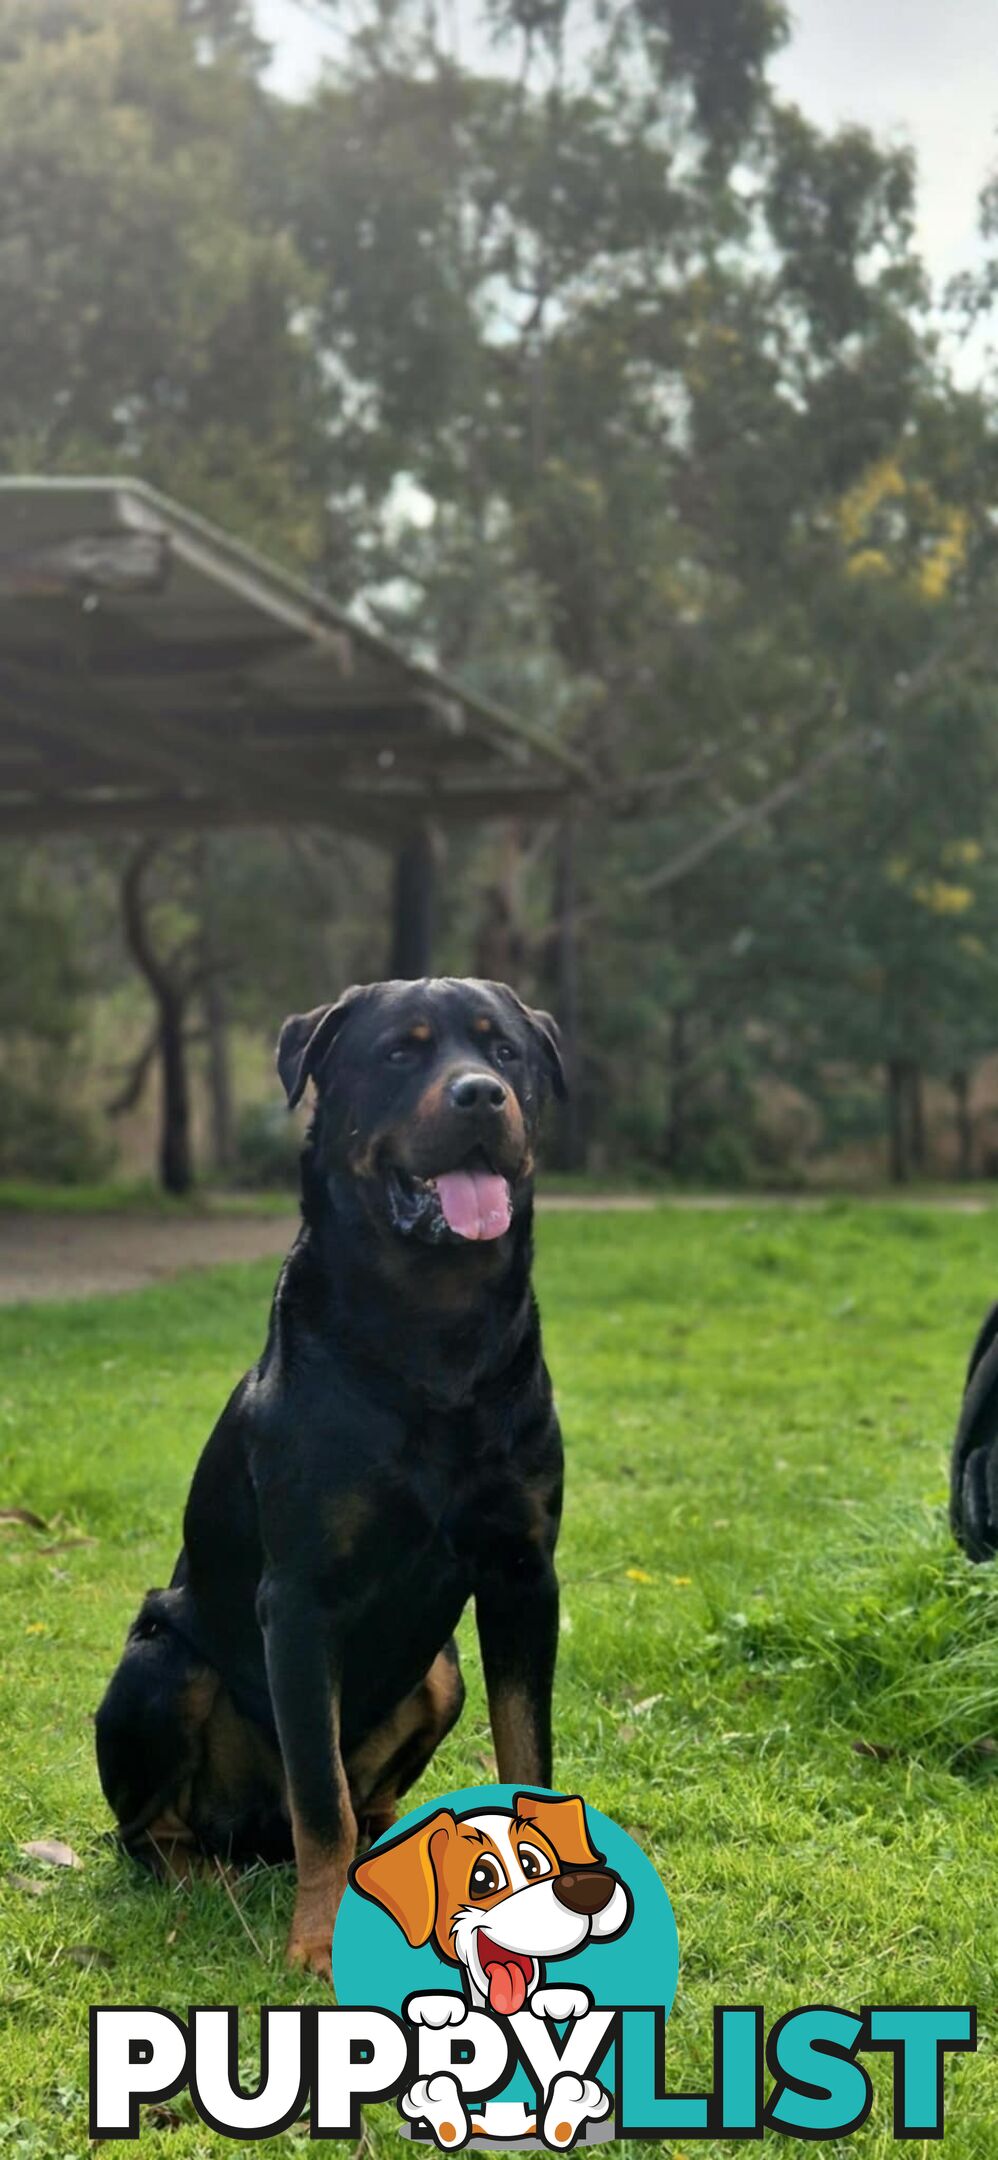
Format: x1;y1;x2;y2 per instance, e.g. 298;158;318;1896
434;1169;511;1242
485;1959;528;2015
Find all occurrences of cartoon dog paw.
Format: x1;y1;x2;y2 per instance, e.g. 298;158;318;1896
530;1985;594;2023
401;2072;470;2149
542;2072;612;2149
405;1992;468;2028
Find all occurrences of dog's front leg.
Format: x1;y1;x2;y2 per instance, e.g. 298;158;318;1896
476;1549;558;1786
259;1572;355;1980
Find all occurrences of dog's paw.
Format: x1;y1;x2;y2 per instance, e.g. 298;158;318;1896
405;1992;468;2028
542;2072;612;2149
285;1926;333;1983
530;1985;593;2023
401;2072;470;2148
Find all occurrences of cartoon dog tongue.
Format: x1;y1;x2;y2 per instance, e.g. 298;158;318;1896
434;1169;511;1241
480;1946;530;2015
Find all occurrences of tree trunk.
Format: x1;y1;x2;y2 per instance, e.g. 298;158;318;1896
474;824;528;983
120;842;194;1196
197;841;235;1175
664;1008;690;1173
159;989;193;1196
952;1069;974;1181
886;1057;909;1184
906;1062;927;1176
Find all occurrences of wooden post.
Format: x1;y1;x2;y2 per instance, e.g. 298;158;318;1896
197;839;235;1175
554;812;583;1169
389;823;435;979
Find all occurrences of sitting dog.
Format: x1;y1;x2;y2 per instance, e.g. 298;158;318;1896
96;978;566;1976
352;1790;630;2145
951;1300;998;1560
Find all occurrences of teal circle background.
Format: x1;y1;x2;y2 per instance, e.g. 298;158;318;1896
333;1783;679;2016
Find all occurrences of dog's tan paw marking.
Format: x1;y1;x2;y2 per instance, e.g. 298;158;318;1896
285;1929;333;1982
401;2073;470;2150
542;2073;611;2149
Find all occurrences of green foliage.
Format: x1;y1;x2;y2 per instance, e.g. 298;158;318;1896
0;0;328;561
0;1070;112;1182
231;1099;300;1188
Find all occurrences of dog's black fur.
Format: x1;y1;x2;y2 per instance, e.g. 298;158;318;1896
95;977;566;1973
950;1301;998;1562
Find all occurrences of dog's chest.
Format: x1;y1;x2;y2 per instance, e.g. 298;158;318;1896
322;1406;525;1592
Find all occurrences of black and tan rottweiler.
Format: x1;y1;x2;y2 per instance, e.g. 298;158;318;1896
96;977;566;1975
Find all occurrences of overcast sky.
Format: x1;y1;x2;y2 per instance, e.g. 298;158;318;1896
255;0;996;313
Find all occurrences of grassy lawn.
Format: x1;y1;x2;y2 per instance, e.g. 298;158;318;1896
2;1203;998;2157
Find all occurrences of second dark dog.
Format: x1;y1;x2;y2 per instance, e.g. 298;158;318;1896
951;1300;998;1561
96;977;566;1976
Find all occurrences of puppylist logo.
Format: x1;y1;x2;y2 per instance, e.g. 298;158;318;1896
89;1784;976;2145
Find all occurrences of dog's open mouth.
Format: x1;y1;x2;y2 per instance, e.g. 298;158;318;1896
385;1152;513;1245
476;1931;536;2014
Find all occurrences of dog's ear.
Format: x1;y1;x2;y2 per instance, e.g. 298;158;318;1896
514;1792;602;1868
498;989;567;1101
526;1007;567;1101
276;987;366;1110
349;1809;457;1947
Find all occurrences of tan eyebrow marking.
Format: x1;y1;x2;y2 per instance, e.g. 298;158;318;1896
409;1021;432;1042
471;1016;493;1034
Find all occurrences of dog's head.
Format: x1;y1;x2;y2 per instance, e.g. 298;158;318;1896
351;1792;631;2013
277;978;564;1249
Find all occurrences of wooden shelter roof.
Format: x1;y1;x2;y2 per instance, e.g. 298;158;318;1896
0;478;581;843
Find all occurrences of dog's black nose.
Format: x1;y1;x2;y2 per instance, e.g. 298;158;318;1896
552;1869;617;1916
449;1071;508;1113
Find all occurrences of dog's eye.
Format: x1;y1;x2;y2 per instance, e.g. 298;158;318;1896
468;1857;507;1899
494;1041;517;1065
518;1843;553;1881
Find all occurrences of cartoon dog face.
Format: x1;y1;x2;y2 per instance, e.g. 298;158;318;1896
351;1792;631;2014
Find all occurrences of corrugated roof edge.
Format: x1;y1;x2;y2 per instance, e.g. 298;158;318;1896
0;476;589;787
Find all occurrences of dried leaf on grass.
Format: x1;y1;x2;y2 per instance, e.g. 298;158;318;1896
62;1944;115;1970
0;1507;46;1530
20;1837;82;1869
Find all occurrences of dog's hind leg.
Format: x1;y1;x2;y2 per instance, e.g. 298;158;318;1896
348;1642;465;1847
96;1594;289;1876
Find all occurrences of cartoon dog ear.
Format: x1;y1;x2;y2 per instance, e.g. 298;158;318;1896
276;987;367;1110
513;1792;603;1868
349;1810;457;1947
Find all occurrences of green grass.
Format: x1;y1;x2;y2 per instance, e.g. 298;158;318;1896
2;1204;998;2157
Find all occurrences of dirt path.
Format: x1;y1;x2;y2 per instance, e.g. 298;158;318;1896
0;1196;657;1306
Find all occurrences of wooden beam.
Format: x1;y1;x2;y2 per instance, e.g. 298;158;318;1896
0;790;398;843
